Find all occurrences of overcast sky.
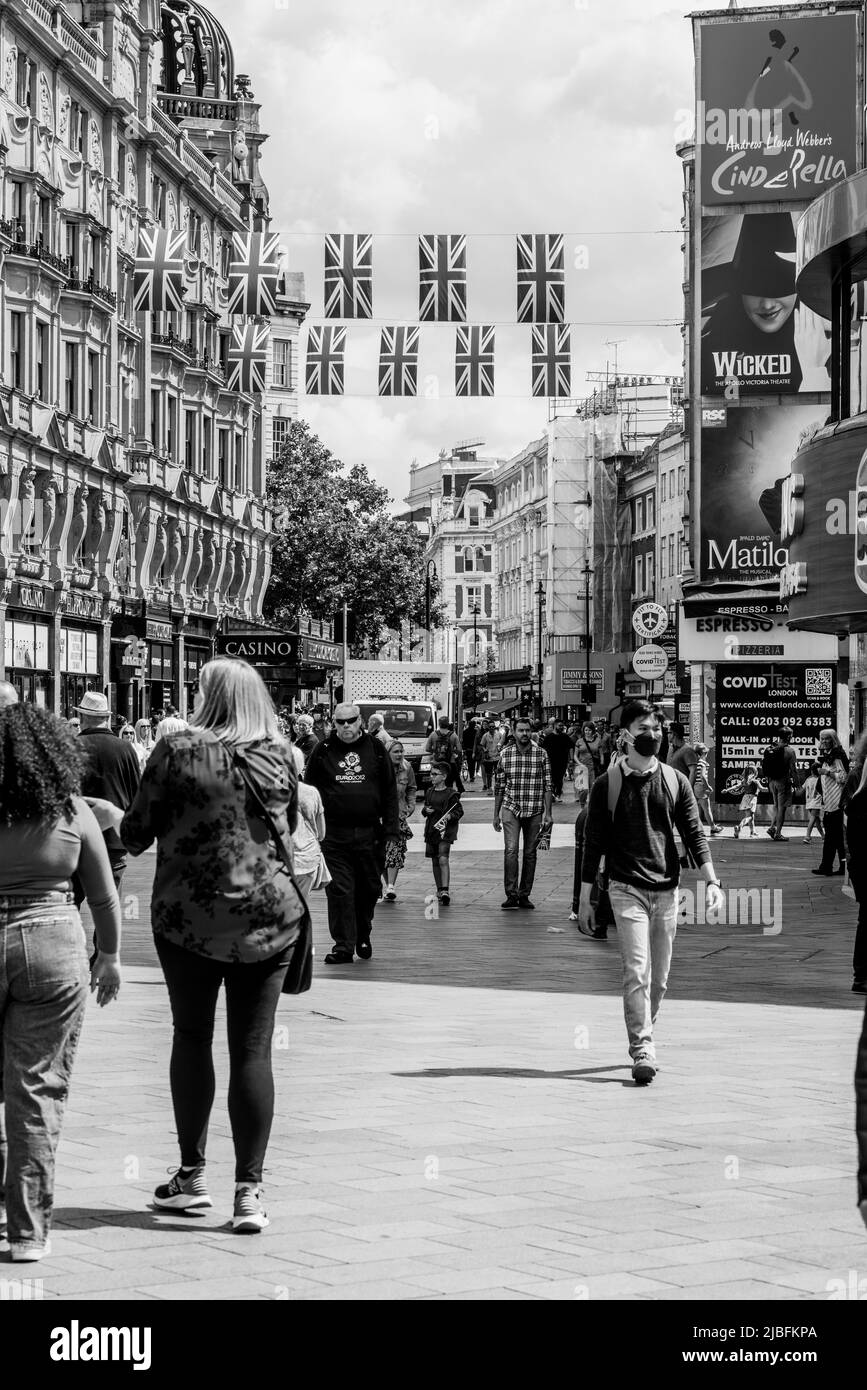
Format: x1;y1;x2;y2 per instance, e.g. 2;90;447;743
210;0;776;504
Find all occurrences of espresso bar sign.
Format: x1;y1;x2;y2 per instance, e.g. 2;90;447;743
216;633;299;665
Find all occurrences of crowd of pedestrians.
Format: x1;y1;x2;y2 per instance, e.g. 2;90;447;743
2;668;866;1255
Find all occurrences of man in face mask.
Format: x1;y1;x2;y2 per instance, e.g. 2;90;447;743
576;699;723;1085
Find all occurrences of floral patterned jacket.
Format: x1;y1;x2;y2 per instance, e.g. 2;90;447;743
119;727;301;963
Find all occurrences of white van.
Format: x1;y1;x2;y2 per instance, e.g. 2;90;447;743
356;699;437;788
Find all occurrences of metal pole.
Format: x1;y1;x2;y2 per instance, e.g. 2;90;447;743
536;581;543;723
472;604;478;712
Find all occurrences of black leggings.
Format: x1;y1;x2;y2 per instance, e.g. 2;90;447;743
154;936;290;1184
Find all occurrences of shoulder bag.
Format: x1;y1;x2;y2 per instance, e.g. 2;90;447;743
224;743;313;995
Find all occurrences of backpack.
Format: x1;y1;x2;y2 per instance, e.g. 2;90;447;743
432;733;457;764
762;745;787;781
606;757;679;818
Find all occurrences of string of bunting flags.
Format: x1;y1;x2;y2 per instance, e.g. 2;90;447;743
129;226;667;399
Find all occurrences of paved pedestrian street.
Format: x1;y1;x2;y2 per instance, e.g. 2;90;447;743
23;795;867;1302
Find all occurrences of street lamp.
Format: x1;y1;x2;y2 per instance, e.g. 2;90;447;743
583;560;593;713
470;602;480;713
535;578;546;723
424;559;437;658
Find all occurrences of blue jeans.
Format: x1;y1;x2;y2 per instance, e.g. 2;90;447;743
502;808;542;900
608;883;678;1060
0;893;89;1251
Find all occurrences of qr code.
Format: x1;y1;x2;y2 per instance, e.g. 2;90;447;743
805;668;832;697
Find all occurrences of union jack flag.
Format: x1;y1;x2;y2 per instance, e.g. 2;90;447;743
531;325;571;397
324;234;373;319
455;325;495;397
133;225;186;312
378;326;419;396
227;323;269;394
419;234;467;322
305;326;346;396
227;231;281;317
517;234;565;323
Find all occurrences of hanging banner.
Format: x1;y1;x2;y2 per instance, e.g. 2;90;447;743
227;323;269;394
698;13;857;205
133;225;186;312
700;212;831;396
455;325;495;398
516;233;565;323
531;324;571;398
419;234;467;322
305;325;346;396
227;231;281;317
324;233;372;319
700;405;823;583
378;326;419;397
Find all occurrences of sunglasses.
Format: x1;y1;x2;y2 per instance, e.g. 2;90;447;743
334;716;359;726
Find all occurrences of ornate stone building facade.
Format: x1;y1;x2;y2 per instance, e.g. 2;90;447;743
0;0;305;717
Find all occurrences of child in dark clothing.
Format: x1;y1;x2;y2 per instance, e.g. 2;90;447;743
422;761;464;906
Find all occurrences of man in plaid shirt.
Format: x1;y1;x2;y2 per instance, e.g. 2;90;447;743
493;717;553;910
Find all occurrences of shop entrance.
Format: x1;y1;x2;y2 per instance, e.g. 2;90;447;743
9;670;50;707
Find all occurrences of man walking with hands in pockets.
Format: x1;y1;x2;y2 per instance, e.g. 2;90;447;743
576;700;723;1085
493;717;553;910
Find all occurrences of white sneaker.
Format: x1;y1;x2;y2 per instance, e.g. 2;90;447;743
233;1184;269;1233
385;887;397;901
11;1239;52;1262
569;910;579;921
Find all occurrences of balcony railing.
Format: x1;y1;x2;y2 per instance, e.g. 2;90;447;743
65;275;117;308
23;1;103;75
152;332;194;358
156;92;242;124
7;236;70;275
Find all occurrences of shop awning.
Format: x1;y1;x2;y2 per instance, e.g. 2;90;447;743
681;587;788;618
481;695;522;714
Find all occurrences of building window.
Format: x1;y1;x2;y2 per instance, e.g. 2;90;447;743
37;197;51;248
660;473;666;503
151;175;165;222
166;396;176;459
668;535;675;577
218;429;230;488
35;322;47;400
148;389;159;447
635;498;644;534
117;142;126;194
9;181;23;239
634;556;643;597
466;584;482;611
646;495;654;530
87;351;99;421
64;342;78;414
89;231;102;282
646;553;654;593
273;340;290;388
661;544;667;580
70;102;85;153
16;54;34;109
272;417;289;454
187;210;201;255
10;312;24;390
201;420;212;477
234;434;244;491
678;465;685;496
184;410;196;471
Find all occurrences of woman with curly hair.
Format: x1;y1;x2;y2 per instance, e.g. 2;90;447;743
0;704;121;1261
88;657;304;1235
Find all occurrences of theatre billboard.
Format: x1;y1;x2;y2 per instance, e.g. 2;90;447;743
697;11;858;206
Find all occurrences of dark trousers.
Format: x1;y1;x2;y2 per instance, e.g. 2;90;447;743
322;829;383;954
550;761;568;799
848;864;867;984
154;936;290;1184
482;759;495;791
571;830;583;914
464;753;477;781
819;809;846;872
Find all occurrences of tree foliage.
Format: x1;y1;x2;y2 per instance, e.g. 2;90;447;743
265;420;443;655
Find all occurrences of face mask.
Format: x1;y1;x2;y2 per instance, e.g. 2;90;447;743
630;730;662;758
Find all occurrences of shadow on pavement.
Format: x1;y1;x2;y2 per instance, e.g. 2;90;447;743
394;1065;634;1085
